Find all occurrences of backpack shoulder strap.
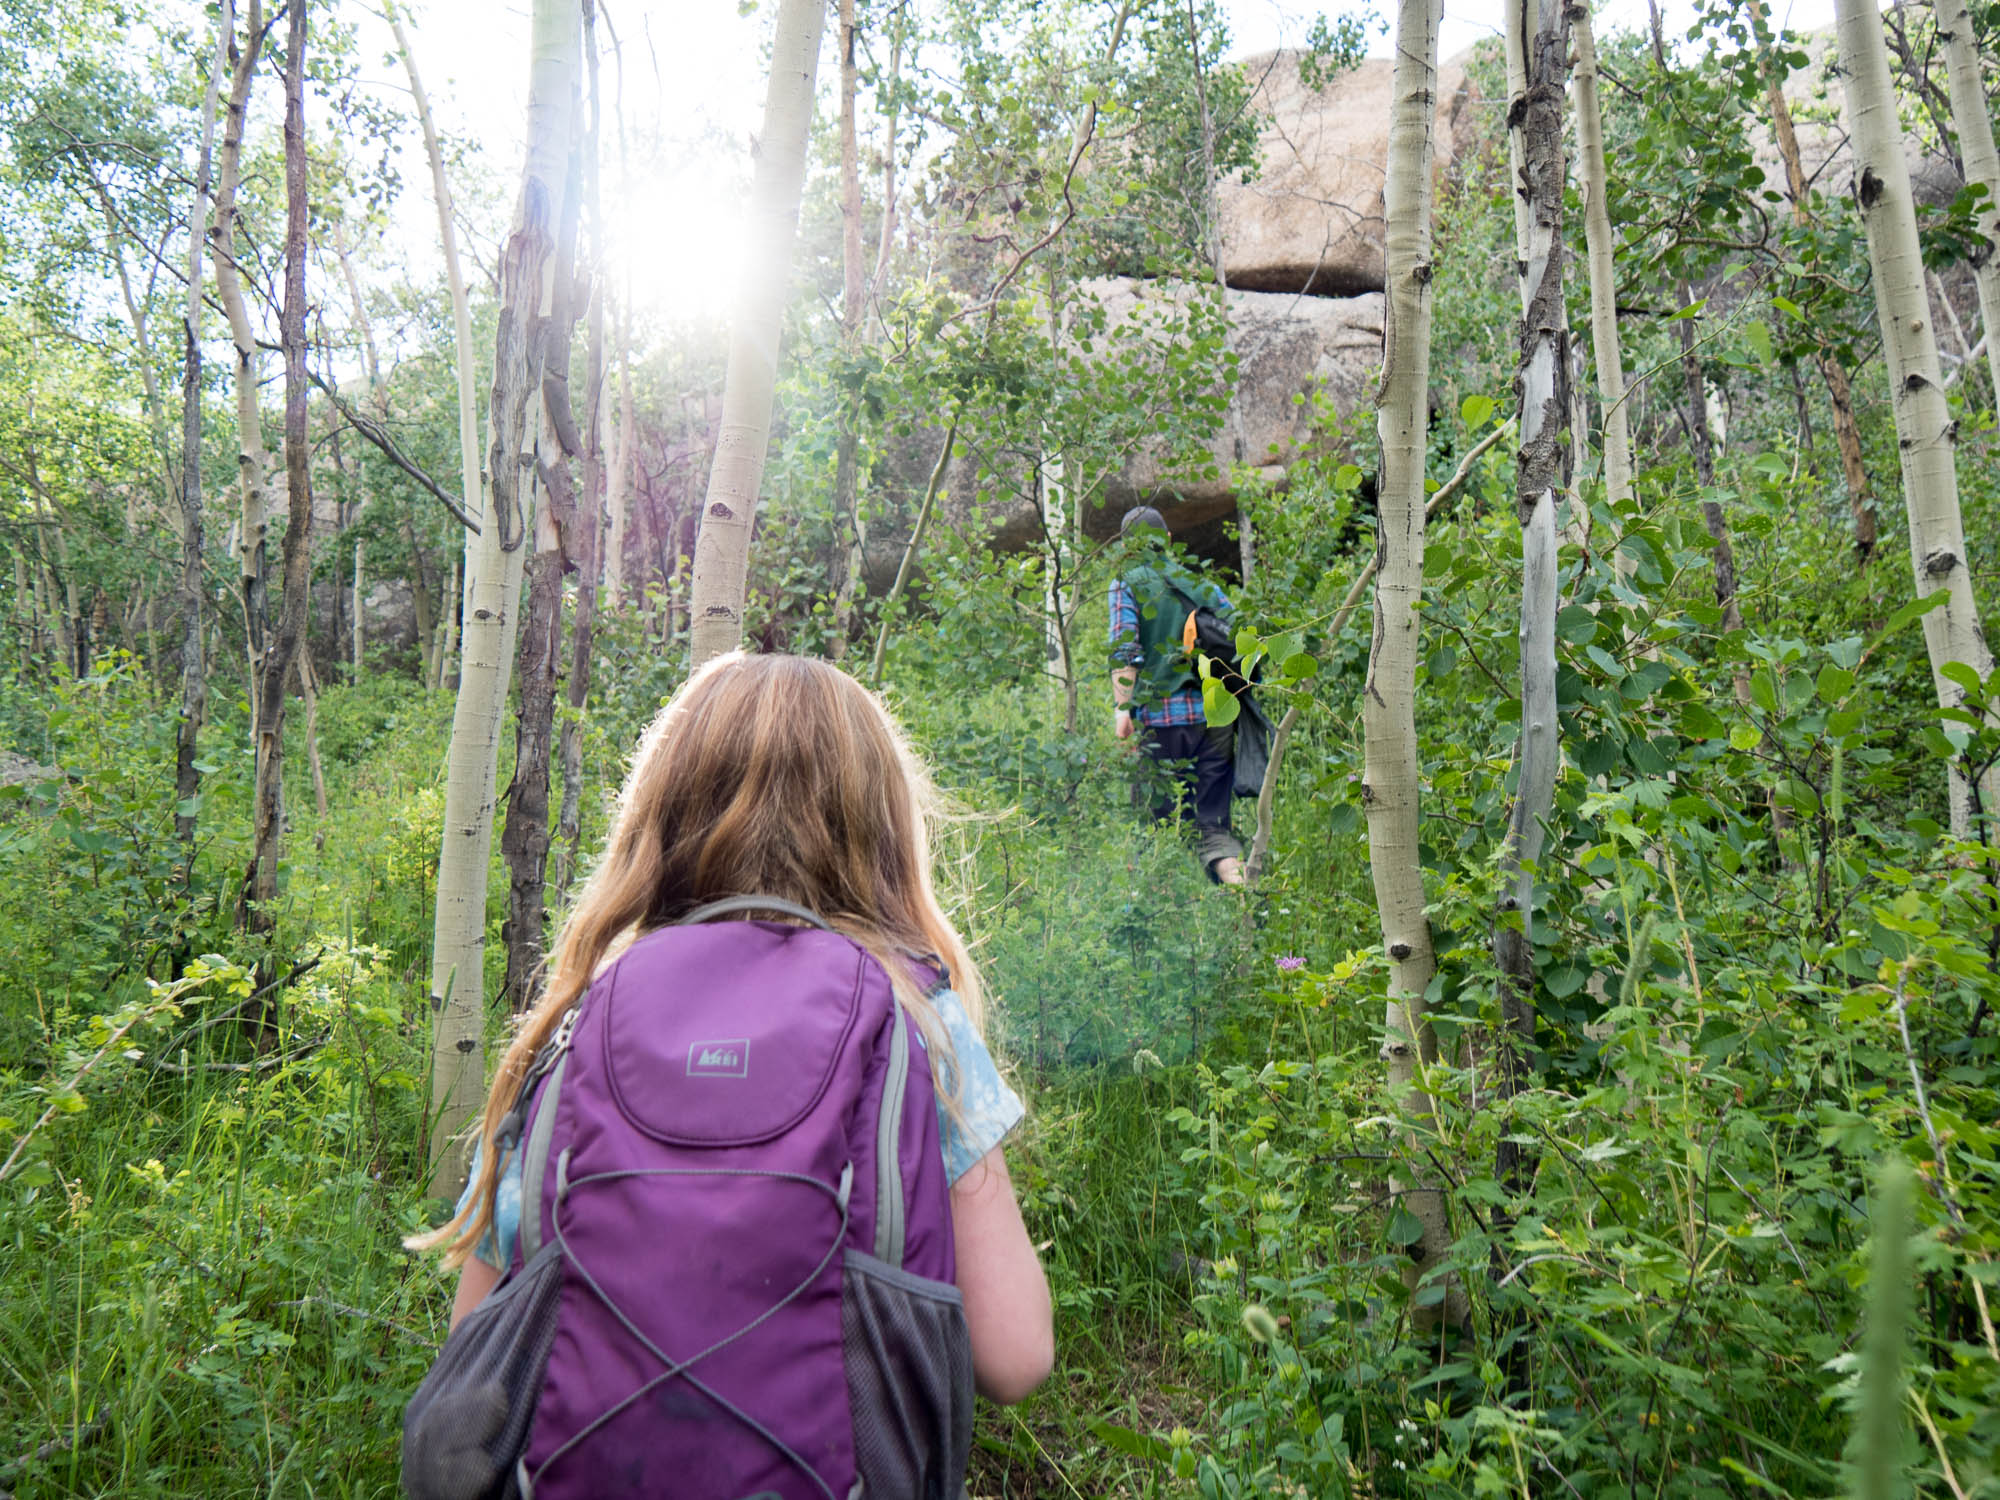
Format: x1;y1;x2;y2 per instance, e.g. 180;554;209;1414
677;895;834;931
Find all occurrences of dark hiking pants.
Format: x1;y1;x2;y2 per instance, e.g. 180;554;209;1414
1140;723;1243;872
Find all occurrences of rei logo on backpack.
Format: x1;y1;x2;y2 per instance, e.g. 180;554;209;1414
402;897;974;1500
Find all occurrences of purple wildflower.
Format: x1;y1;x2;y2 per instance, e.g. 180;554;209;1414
1275;955;1306;973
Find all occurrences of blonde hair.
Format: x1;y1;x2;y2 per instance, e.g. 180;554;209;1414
412;651;985;1269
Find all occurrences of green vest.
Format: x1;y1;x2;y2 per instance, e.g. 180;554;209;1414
1122;562;1227;707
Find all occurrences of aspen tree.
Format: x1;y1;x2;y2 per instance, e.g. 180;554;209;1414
243;0;313;930
209;0;270;737
427;0;580;1185
556;0;607;910
1495;0;1568;1166
686;0;826;668
1571;2;1634;553
828;0;868;661
1934;0;2000;405
385;0;483;667
1746;0;1879;562
500;100;586;1013
175;0;228;858
1365;0;1461;1326
1835;0;2000;841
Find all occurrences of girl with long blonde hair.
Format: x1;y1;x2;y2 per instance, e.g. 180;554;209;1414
411;651;1052;1407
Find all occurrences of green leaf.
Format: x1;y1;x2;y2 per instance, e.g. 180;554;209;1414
1869;590;1949;651
1772;296;1804;322
1334;463;1364;492
1281;652;1318;681
1665;298;1707;321
1940;661;1985;695
1557;605;1599;644
1201;677;1241;728
1460;393;1497;428
1426;646;1458;679
1544;962;1589;998
1386;1206;1425;1246
1815;664;1856;703
1680;703;1726;740
1744;320;1775;364
1749;670;1779;714
1729;723;1763;752
1088;1421;1174;1463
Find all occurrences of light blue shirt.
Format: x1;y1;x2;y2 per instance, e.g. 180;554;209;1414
457;987;1023;1269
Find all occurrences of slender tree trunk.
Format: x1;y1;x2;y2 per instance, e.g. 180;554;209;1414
334;220;385;677
241;0;313;934
175;0;229;861
1748;0;1879;562
387;0;484;687
405;516;436;678
1366;0;1460;1328
1836;0;2000;840
557;0;606;911
1494;0;1568;1199
1571;4;1633;560
603;33;635;612
686;0;826;668
427;0;579;1186
93;195;175;521
500;95;586;1014
828;0;867;661
435;554;461;690
871;12;903;313
1935;0;2000;405
297;646;329;841
870;418;958;684
211;0;270;743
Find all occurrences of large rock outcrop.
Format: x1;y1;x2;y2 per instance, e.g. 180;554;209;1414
936;280;1384;559
1215;49;1477;298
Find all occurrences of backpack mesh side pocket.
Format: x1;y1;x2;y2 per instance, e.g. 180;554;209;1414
403;1242;564;1500
841;1248;975;1500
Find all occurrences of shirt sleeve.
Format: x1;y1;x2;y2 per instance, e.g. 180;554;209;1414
453;1136;523;1271
1109;578;1142;667
929;989;1026;1184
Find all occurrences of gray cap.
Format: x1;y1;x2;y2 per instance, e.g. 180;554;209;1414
1119;505;1168;538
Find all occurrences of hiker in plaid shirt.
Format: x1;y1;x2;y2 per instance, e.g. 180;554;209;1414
1109;506;1246;884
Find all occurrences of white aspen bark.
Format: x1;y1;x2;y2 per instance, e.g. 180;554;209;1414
686;0;826;668
870;12;903;315
426;0;579;1187
210;1;270;739
1366;0;1460;1328
1571;4;1633;556
1935;0;2000;405
352;539;364;671
1836;0;2000;840
829;0;869;659
434;554;461;690
176;0;228;857
603;28;635;610
387;0;483;664
1496;0;1568;1192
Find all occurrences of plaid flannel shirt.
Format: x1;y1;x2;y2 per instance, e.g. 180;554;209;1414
1109;577;1208;727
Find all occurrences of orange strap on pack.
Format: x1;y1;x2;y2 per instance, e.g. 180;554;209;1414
1181;610;1199;654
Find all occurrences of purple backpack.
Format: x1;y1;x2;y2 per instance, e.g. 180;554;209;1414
402;897;974;1500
